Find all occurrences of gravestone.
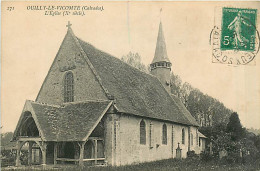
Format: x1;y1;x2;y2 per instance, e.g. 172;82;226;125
176;143;182;159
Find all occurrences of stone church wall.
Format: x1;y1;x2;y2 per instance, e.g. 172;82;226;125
104;113;199;166
36;31;107;104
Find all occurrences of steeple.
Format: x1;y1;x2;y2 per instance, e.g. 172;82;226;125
152;21;170;63
150;21;172;93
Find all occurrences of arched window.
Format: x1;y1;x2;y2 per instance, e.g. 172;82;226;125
191;133;193;146
64;72;74;102
162;124;167;145
140;120;146;145
182;128;185;145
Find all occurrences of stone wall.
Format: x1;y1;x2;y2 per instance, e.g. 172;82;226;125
36;31;107;104
104;113;200;166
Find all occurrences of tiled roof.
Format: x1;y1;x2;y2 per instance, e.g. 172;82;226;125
17;100;112;141
170;95;199;126
77;38;198;126
198;131;207;138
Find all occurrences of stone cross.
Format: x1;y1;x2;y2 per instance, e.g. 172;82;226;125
66;21;72;28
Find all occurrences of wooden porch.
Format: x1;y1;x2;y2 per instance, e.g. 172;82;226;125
15;137;106;167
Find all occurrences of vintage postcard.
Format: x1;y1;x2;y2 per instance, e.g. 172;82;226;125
1;1;260;170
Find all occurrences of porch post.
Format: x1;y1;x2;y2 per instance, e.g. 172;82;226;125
54;142;58;165
28;142;33;165
79;141;85;167
41;142;47;166
94;140;98;165
15;141;21;166
39;148;42;164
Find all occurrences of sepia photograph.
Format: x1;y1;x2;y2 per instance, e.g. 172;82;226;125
1;1;260;170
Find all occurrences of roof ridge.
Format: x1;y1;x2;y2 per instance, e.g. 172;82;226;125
30;100;62;108
61;100;112;106
32;99;112;108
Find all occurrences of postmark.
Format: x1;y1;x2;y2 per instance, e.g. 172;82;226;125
211;7;259;65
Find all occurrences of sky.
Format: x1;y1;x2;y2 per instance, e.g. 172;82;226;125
1;1;260;133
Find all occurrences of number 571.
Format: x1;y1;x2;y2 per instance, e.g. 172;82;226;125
7;7;14;11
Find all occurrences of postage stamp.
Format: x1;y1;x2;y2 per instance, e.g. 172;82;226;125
211;7;259;65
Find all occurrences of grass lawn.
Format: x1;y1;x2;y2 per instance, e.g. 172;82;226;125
2;158;260;171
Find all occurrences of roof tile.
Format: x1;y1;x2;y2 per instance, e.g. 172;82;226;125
77;38;198;126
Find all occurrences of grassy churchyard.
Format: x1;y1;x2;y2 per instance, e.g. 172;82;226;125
2;158;260;171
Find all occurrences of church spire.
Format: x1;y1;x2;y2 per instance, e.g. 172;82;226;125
150;21;172;93
152;21;170;63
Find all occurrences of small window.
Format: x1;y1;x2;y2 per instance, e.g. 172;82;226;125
64;72;74;102
140;120;146;145
162;124;167;145
191;133;193;146
149;122;153;148
182;128;185;145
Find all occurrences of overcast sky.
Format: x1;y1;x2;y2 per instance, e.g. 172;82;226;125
2;1;260;133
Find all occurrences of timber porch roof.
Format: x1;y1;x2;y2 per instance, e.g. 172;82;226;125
13;100;112;141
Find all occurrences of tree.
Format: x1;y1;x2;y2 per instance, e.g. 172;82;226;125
1;132;14;147
226;112;245;141
180;82;193;107
121;52;149;73
170;72;182;98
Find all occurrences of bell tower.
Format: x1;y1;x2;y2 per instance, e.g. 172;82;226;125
150;21;172;93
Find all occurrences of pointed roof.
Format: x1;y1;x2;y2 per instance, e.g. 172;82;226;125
198;131;207;139
152;21;171;63
13;100;113;141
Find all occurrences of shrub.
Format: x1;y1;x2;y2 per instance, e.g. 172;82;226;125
1;150;16;167
200;151;214;162
187;150;199;161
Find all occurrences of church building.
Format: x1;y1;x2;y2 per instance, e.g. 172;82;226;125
12;21;204;167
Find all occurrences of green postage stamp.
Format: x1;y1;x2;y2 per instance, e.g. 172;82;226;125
211;7;259;65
